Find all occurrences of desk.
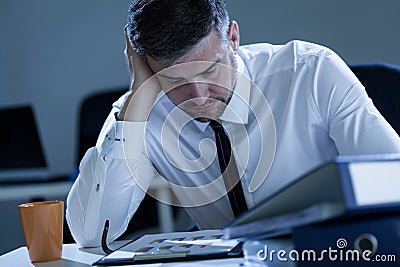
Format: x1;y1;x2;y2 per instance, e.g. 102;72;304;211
0;243;244;267
0;178;175;255
0;180;73;255
0;180;72;202
0;179;174;233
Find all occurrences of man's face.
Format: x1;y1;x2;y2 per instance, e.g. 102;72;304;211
146;30;238;122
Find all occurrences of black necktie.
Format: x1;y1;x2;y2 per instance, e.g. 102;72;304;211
209;120;248;217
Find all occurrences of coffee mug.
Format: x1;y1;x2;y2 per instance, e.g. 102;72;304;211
18;200;64;263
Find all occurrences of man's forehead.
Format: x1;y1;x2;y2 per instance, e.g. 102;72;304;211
146;30;225;73
157;59;223;80
176;31;222;61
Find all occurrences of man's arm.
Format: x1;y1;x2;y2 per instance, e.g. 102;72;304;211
313;50;400;154
66;27;161;247
66;102;157;246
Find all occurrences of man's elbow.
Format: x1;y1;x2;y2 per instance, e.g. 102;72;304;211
66;208;102;247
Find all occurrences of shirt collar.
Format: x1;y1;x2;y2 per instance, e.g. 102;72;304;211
218;53;251;125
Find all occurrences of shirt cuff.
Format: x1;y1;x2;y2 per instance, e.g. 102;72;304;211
114;120;147;159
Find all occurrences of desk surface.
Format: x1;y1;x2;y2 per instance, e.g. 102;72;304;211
0;243;245;267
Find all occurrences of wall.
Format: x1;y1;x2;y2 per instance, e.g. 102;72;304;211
227;0;400;65
0;3;10;104
1;0;129;176
1;0;399;177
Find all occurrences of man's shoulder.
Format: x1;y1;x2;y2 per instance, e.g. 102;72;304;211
239;40;334;66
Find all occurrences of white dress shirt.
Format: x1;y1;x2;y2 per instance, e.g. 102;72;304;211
66;40;400;247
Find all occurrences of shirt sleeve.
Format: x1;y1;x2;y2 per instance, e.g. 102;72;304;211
312;50;400;155
66;93;159;247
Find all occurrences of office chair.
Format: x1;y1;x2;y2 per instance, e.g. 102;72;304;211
349;62;400;135
76;88;127;162
64;87;159;243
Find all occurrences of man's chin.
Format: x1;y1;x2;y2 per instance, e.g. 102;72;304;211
195;117;212;123
185;108;223;122
181;103;227;122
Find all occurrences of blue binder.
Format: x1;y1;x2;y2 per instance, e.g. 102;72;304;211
292;213;400;266
224;154;400;240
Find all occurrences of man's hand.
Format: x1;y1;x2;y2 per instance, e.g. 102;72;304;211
118;26;161;121
123;25;155;92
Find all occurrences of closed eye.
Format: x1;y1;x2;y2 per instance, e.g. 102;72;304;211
205;66;216;73
195;60;221;77
168;78;185;84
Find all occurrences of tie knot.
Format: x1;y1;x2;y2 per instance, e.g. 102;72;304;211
209;120;224;133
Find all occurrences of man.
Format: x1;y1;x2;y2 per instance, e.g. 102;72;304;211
66;0;400;247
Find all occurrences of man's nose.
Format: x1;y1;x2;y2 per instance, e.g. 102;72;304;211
190;83;209;105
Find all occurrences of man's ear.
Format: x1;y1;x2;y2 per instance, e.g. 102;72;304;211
227;21;240;52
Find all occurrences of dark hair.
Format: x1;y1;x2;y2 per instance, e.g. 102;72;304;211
127;0;229;64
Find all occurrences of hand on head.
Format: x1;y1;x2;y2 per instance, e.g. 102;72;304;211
118;25;161;121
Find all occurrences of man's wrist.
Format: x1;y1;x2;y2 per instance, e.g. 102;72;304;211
117;90;159;122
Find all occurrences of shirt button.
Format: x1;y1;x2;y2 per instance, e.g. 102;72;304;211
96;184;100;192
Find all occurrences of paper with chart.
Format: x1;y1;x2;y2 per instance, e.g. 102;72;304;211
112;229;239;259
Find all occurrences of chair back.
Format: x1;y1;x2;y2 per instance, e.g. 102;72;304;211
349;63;400;135
77;88;127;163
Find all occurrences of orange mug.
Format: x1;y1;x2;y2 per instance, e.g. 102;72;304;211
18;200;64;263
